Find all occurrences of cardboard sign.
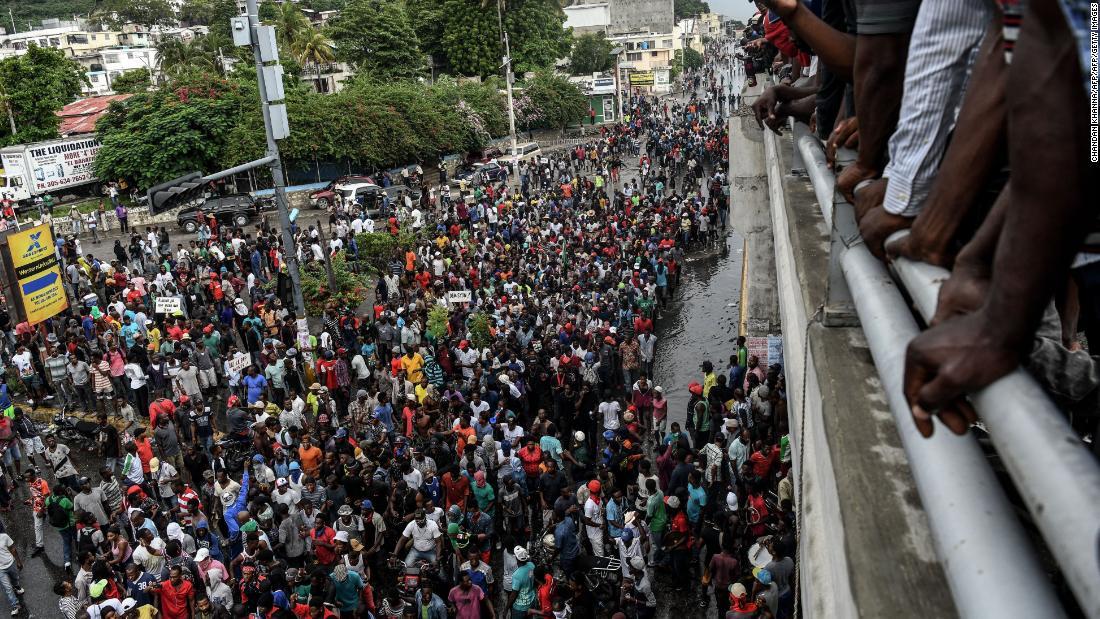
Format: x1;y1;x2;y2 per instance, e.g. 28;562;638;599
154;296;182;314
227;354;251;375
447;290;472;304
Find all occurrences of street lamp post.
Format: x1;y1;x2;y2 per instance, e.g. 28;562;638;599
496;0;518;182
240;0;307;316
610;46;625;122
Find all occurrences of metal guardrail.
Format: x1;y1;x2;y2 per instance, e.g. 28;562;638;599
770;120;1100;617
888;234;1100;616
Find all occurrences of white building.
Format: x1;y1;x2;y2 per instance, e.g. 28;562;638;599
75;47;160;96
563;2;611;34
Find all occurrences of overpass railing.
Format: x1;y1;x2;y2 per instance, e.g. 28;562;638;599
768;120;1100;619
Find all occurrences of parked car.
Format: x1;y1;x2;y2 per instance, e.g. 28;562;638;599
502;141;542;163
177;194;260;232
453;161;508;183
383;185;422;204
308;174;375;209
465;146;504;166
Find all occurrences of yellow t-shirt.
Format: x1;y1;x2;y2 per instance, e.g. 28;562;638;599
401;353;425;384
702;371;717;398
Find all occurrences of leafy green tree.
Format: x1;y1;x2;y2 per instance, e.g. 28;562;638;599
110;69;153;93
438;0;570;77
673;46;704;71
521;70;587;131
93;72;248;189
0;45;88;146
505;0;572;74
178;0;240;46
407;0;449;69
440;0;501;78
296;31;337;88
156;37;218;77
1;0;94;24
325;0;423;79
264;1;314;54
673;0;709;20
92;0;175;27
569;32;614;74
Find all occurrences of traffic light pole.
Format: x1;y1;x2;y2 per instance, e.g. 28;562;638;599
244;0;306;317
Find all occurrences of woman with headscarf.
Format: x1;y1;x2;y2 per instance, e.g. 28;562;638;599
206;566;233;611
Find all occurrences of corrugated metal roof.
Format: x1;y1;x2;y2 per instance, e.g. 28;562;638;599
56;94;133;135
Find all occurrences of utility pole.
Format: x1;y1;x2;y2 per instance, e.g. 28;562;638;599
8;8;15;33
496;0;518;181
241;0;306;316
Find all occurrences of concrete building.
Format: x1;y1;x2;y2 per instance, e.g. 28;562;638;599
0;19;102;59
301;61;354;94
563;2;612;35
74;47;160;96
697;12;722;38
564;0;674;35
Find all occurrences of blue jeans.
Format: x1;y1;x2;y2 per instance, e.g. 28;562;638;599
0;563;19;608
650;528;668;566
59;527;75;566
405;548;436;566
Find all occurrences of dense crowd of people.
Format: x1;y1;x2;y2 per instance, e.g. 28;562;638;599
0;33;797;619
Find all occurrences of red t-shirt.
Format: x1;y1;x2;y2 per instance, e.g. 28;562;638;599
442;473;470;509
159;578;194;619
311;526;337;565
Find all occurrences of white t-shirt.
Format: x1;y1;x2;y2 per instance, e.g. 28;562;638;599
584;497;604;538
469;400;490;418
0;533;15;569
599;401;621;430
12;351;33;377
402;519;441;551
502;424;524;446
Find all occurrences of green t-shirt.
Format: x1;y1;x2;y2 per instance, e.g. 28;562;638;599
646;493;668;533
330;571;363;611
511;562;537;610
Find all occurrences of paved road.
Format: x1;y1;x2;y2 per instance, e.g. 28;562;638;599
4;56;749;618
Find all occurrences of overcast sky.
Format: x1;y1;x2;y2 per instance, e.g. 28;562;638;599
708;0;760;22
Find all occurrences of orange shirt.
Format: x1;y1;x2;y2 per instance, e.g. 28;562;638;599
299;444;323;476
454;425;476;455
135;437;154;473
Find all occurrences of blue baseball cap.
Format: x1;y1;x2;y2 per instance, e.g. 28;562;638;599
361;499;374;510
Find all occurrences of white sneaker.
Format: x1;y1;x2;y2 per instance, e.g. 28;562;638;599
15;586;24;594
11;605;21;615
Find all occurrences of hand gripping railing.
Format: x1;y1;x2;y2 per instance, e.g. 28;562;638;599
888;233;1100;618
767;120;1100;618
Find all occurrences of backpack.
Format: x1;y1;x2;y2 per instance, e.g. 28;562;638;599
76;526;99;555
46;496;69;528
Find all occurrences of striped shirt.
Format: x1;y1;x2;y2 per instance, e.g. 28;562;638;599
882;0;993;217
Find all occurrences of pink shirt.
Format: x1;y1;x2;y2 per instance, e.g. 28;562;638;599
448;584;485;619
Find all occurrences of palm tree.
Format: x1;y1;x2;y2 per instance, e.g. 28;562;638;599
156;37;216;76
296;30;337;92
272;2;314;53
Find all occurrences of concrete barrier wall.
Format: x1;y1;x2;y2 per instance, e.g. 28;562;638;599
762;129;957;618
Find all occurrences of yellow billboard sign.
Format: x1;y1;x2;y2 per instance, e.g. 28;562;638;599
7;223;68;324
628;72;654;86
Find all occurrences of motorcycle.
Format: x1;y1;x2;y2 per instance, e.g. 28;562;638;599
214;436;251;474
531;524;621;608
48;411;98;450
387;557;441;606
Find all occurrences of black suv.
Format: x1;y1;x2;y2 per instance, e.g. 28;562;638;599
177;194;261;233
